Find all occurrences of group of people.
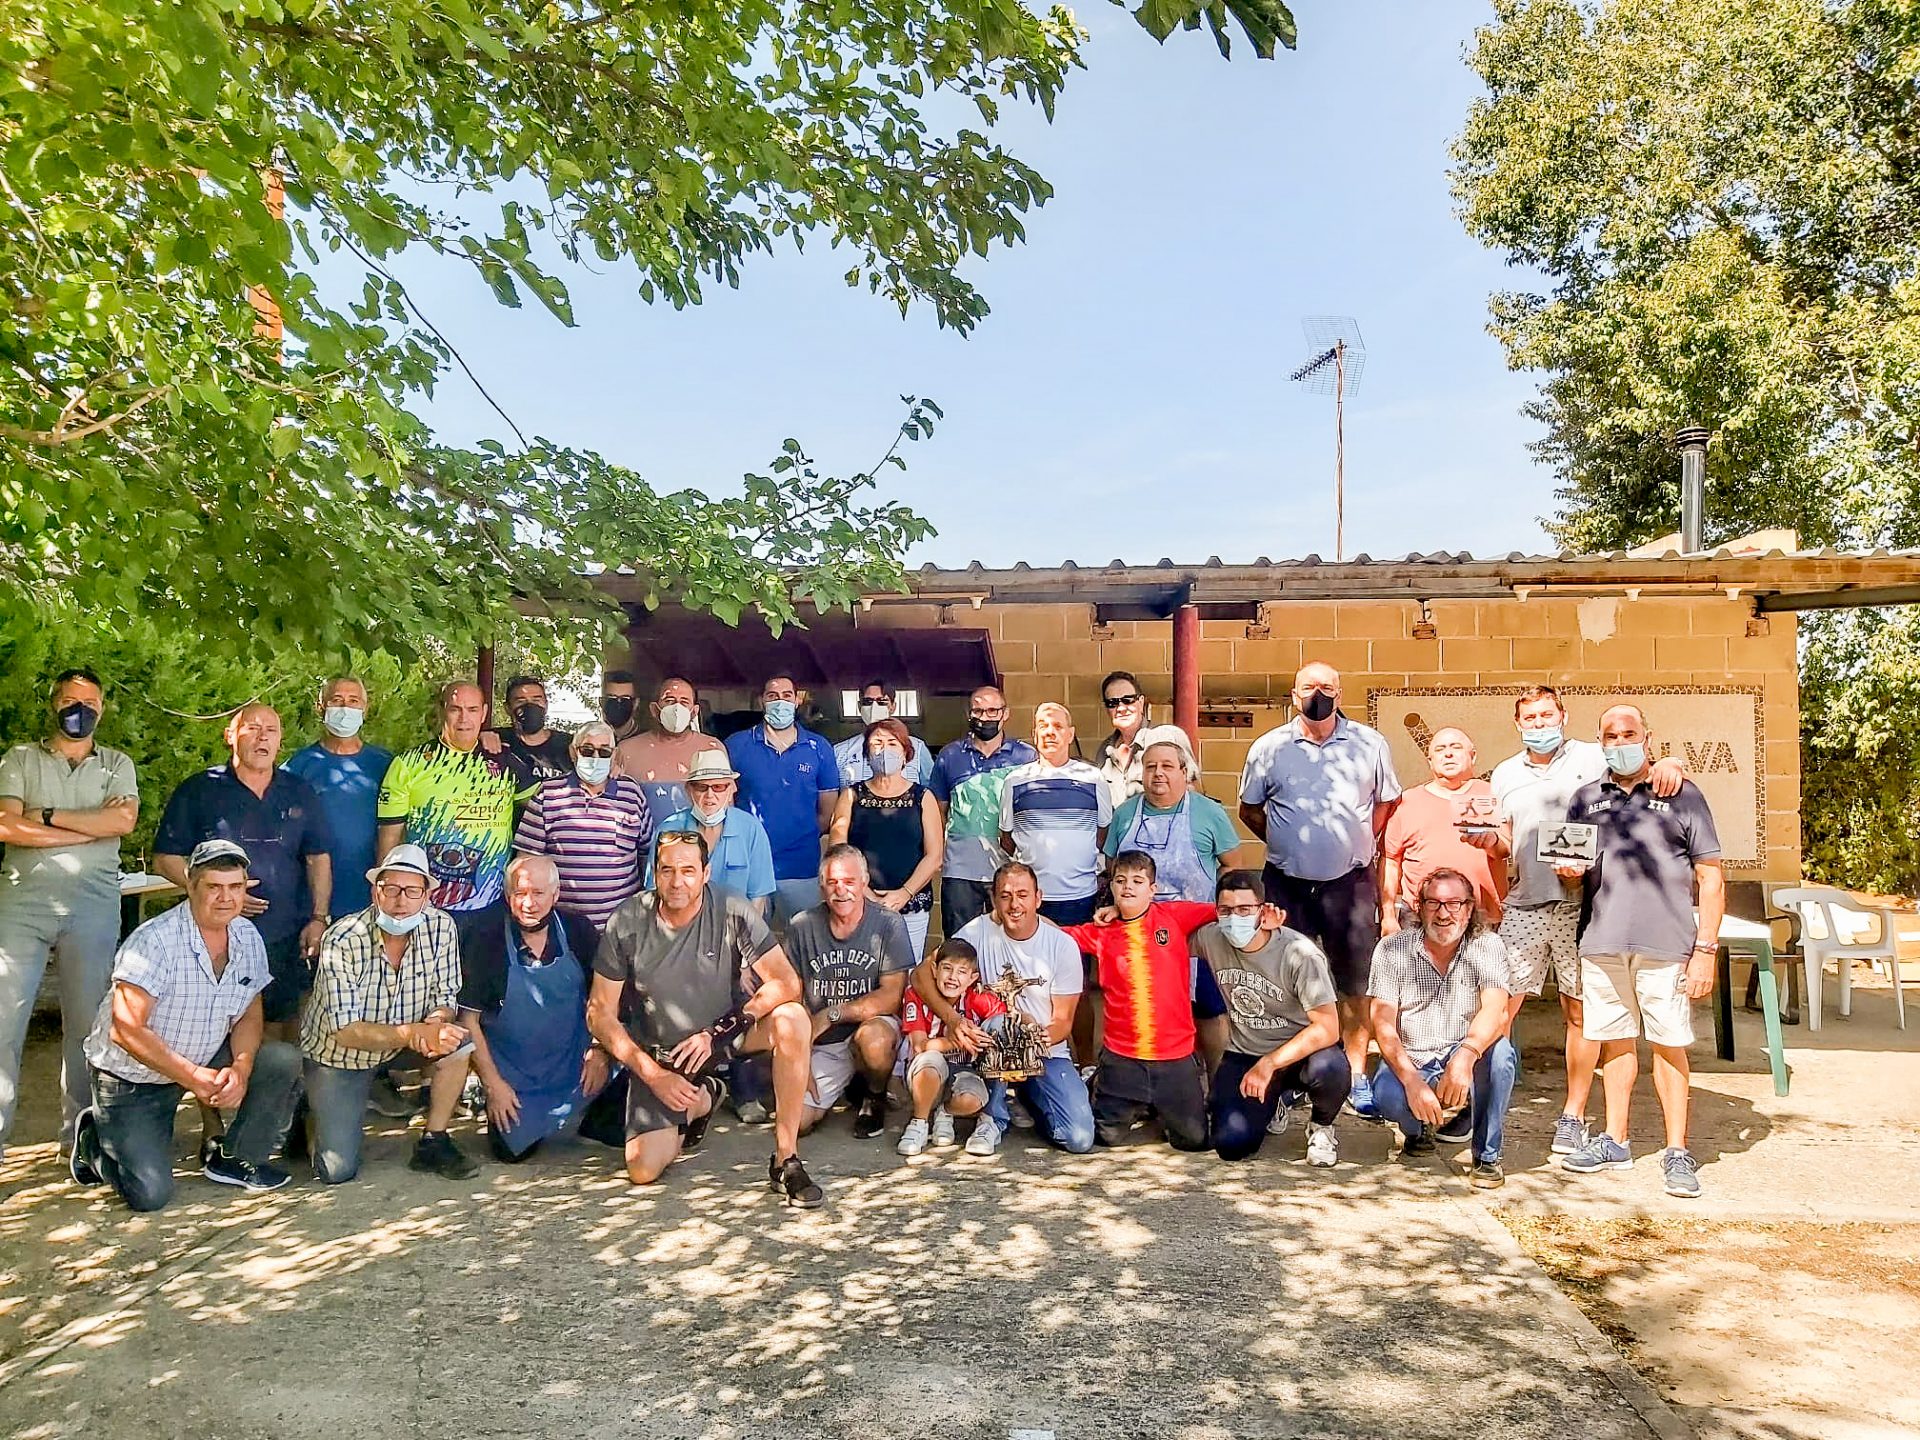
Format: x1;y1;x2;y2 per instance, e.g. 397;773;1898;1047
0;658;1725;1213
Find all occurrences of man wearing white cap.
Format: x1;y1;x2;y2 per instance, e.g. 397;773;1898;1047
70;839;301;1209
299;843;476;1182
644;749;776;915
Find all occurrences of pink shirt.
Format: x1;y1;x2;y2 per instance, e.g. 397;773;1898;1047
1382;780;1505;923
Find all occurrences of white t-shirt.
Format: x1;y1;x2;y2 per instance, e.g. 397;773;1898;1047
997;758;1113;903
953;915;1083;1059
1490;739;1609;908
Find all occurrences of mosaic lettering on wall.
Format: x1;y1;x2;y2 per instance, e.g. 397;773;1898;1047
1364;687;1764;868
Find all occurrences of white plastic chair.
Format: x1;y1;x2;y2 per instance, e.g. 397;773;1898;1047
1770;886;1908;1031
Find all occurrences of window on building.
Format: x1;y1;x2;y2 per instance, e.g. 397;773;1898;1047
841;688;920;719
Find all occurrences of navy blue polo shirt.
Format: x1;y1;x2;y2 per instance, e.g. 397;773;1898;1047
1569;776;1722;963
154;765;331;945
725;724;841;881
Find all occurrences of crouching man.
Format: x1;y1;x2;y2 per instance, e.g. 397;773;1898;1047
299;844;477;1182
71;840;300;1209
588;828;826;1207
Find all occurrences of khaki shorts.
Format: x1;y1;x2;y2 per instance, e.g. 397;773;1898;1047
1580;953;1694;1047
904;1048;990;1110
1499;902;1582;998
807;1015;902;1111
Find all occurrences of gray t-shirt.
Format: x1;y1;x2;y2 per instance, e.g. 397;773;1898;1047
1490;740;1608;908
1193;921;1339;1057
1366;928;1511;1065
1572;777;1722;963
784;902;913;1044
1237;716;1402;882
0;741;139;895
594;886;777;1048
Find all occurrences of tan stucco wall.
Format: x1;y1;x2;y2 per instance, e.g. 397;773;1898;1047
860;595;1801;883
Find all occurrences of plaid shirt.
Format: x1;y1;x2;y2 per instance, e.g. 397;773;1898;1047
300;905;462;1071
84;902;270;1085
1366;928;1511;1065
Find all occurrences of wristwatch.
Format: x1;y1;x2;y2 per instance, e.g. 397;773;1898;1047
827;1002;843;1025
41;807;54;828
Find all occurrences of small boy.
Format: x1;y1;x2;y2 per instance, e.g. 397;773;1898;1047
1061;850;1218;1151
897;938;1006;1157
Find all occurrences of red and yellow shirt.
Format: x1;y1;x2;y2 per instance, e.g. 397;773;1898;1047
1062;900;1217;1061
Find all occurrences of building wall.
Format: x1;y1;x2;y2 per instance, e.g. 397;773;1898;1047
858;594;1802;883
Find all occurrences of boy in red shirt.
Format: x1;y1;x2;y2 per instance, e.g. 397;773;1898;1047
897;937;1007;1157
1061;851;1217;1150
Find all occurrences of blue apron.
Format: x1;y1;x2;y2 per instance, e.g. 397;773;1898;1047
486;923;591;1152
1120;795;1214;902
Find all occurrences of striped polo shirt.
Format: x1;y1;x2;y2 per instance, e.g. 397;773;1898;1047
511;774;654;929
997;758;1113;902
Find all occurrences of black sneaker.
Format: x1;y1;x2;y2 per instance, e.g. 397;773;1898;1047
368;1073;423;1119
202;1140;292;1193
410;1130;478;1180
1469;1159;1505;1190
769;1152;825;1209
680;1074;728;1154
70;1107;103;1188
1401;1131;1437;1158
1435;1107;1474;1143
851;1093;886;1139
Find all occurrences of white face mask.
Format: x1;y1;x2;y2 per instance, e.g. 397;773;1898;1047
322;705;364;738
657;702;694;735
692;801;727;827
858;700;889;724
575;755;612;785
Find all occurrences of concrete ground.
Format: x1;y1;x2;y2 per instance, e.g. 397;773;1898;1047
0;972;1912;1439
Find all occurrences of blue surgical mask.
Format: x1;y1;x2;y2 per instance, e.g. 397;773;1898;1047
1520;725;1562;755
1218;914;1260;949
869;748;905;777
376;907;428;935
763;699;796;730
575;755;612;785
1603;742;1647;776
323;705;364;739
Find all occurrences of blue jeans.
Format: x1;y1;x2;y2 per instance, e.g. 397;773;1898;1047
89;1040;302;1211
1371;1037;1517;1164
986;1055;1095;1154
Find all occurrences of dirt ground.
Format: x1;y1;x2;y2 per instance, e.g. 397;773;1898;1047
1499;1213;1920;1440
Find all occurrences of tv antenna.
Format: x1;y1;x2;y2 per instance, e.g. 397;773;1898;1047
1288;316;1367;560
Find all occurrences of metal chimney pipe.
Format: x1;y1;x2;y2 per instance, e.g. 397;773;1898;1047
1675;426;1710;553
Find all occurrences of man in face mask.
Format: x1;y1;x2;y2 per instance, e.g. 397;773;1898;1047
512;723;653;931
645;750;776;916
599;670;642;743
929;685;1037;935
1237;662;1402;1119
299;843;476;1183
1486;685;1685;1159
1557;705;1723;1200
287;676;394;919
832;680;934;787
1193;869;1346;1166
613;676;709;819
0;668;140;1159
491;675;573;799
725;673;842;929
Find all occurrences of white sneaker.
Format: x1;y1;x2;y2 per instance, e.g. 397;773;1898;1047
897;1118;930;1157
965;1116;1005;1156
1306;1123;1338;1167
1267;1100;1299;1137
1007;1094;1036;1131
929;1107;957;1147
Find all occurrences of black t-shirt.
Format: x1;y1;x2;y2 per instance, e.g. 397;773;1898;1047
154;766;330;944
493;727;574;795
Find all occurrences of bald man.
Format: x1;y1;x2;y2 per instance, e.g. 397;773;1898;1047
1381;726;1508;934
154;703;333;1036
377;681;523;914
1238;662;1402;1116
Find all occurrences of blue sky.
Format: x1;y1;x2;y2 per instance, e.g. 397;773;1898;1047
402;2;1556;568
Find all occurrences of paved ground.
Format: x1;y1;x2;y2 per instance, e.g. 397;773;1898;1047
1;976;1912;1439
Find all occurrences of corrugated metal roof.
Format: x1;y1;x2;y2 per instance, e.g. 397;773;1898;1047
912;546;1920;572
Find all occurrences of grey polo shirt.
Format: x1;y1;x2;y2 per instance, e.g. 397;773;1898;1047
0;740;139;898
1571;777;1722;963
1490;740;1608;908
1366;928;1511;1065
1238;715;1402;882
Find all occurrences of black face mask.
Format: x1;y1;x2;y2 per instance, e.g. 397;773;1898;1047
968;718;1001;742
1299;690;1337;723
514;915;551;938
57;702;100;740
601;696;635;728
512;703;548;736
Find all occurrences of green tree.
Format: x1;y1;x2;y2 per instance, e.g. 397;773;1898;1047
1453;0;1920;890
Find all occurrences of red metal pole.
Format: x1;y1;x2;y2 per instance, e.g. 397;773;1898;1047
1172;601;1200;748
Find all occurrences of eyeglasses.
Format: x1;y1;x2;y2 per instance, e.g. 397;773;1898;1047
1217;903;1262;919
576;745;614;758
376;882;428;901
1420;897;1474;913
1103;693;1142;709
968;706;1006;718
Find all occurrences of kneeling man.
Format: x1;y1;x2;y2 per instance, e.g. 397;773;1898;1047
589;829;825;1207
72;840;300;1209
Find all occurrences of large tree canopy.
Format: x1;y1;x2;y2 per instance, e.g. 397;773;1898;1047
3;0;1292;663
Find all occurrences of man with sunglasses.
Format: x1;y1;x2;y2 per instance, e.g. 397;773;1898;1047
513;722;653;932
1091;671;1151;809
833;679;933;786
645;750;776;916
1366;868;1515;1189
929;685;1036;935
